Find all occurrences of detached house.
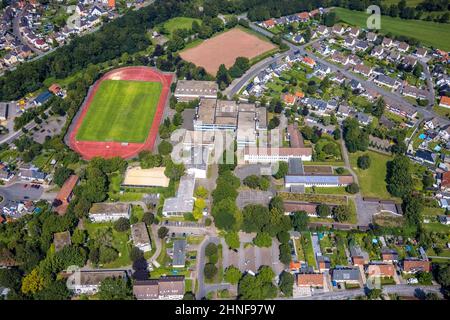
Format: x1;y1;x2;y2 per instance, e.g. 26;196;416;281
439;96;450;109
374;74;400;89
402;259;431;274
382;37;393;47
353;64;372;77
332;24;345;35
397;41;409;52
366;32;377;42
348;27;360;38
331;52;349;65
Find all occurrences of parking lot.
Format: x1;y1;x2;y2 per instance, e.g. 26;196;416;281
0;182;44;207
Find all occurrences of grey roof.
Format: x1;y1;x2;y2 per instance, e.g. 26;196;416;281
332;268;360;281
349;245;369;260
288;158;304;175
285;175;340;184
173;240;186;267
163;174;195;213
376;74;396;86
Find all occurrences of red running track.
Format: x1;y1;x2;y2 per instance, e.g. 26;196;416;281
69;66;173;160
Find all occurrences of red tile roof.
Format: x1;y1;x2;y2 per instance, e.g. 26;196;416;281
440;96;450;107
298;12;310;20
244;147;312;157
283;93;296;105
403;259;431;273
442;171;450;187
54;175;79;216
302;56;316;66
49;83;61;94
297;273;323;287
367;264;395;277
287;124;304;148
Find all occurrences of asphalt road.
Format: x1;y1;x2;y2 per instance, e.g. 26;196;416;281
291;284;442;300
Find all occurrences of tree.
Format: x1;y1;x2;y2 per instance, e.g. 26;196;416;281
268;116;280;130
386;155;413;198
114;218;130;232
316;204;330;218
372;98;385;118
367;288;383;300
242;204;270;233
164;159;185;181
205;243;218;258
99;246;119;264
417;271;432;285
279;243;291;265
21;269;45;295
224;232;240;250
34;280;70;300
291;211;309;231
216;64;231;89
158;140;173;156
183;292;196;300
343;118;369;153
98;278;132;300
53;167;74;187
323;12;337;27
142;212;154;225
204;263;218;279
253;232;272;247
277;230;290;244
129;247;144;263
194;186;209;198
346;183;360;194
273;161;288;179
333;205;351;222
224;266;241;285
0;268;22;291
212;199;241;231
357;154;371;169
278;271;294;297
158;226;169;239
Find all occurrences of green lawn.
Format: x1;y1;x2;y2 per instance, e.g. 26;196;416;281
76;80;162;143
334;7;450;50
162;17;201;38
349;150;397;200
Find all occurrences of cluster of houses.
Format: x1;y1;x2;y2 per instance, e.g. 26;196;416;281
259;8;324;30
289;232;431;296
0;0;120;72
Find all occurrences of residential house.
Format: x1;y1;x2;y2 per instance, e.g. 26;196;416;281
440;171;450;192
350;245;369;266
344;36;355;48
381;248;399;263
366;32;377;42
402;85;428;100
374;74;400;89
348;27;360;38
262;19;275;29
131;222;152;252
331;52;349;65
438;215;450;225
353;64;372;77
397;41;409;52
331;268;360;284
302;56;316;68
355;40;369;51
382;37;393;47
371;45;384;58
439;96;450;109
316;25;329;36
297;273;324;287
332;24;345;35
414;149;436;165
366;263;396;278
19;164;46;183
402;259;431;273
415;48;428;58
356;112;371;126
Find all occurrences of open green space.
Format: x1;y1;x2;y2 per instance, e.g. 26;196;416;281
76;80;162;143
349;150;397;200
334;7;450;50
161;17;201;38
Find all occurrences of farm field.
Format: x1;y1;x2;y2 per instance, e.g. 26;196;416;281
334;7;450;51
179;27;277;75
76;80;162;143
349;150;396;200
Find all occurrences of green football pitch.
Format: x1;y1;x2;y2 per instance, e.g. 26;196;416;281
76;80;162;143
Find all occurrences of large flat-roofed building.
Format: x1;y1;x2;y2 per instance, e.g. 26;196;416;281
174;80;218;101
133;276;184;300
122;166;170;188
162;174;195;216
284;159;353;188
286;124;304;148
89;202;131;222
172;239;186;268
68;270;127;295
184;146;209;179
237;111;257;147
244;146;313;163
256;108;267;131
131;222;152;252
